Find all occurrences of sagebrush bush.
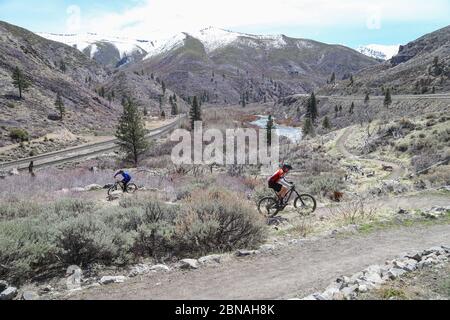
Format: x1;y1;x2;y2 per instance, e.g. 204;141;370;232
9;128;29;142
55;215;119;266
0;191;268;284
307;174;344;196
174;188;267;256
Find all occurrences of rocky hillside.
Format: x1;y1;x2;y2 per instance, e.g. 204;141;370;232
0;21;187;147
130;27;379;104
0;21;122;146
320;25;450;95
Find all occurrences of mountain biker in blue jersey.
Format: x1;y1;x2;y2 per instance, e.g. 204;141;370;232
114;170;132;192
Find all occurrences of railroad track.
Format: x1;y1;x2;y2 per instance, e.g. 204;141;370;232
0;115;186;172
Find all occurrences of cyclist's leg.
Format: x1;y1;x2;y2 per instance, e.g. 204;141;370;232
123;178;131;191
279;186;289;199
120;180;127;191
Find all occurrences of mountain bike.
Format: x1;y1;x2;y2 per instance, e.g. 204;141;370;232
107;180;138;196
257;184;316;217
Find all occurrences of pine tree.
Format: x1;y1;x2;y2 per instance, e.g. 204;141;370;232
171;100;178;116
189;96;202;130
241;94;246;108
349;102;355;114
334;105;339;118
303;117;314;137
161;81;166;95
384;88;392;108
55;93;65;120
364;93;370;105
60;60;67;73
12;66;30;99
161;110;166;119
266;115;274;146
322;116;331;130
99;87;105;98
330;72;336;84
307;92;318;122
349;75;354;86
115;98;149;166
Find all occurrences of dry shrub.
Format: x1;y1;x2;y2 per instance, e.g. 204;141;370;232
328;198;376;225
174;188;267;256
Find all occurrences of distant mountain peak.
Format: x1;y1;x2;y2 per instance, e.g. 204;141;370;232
356;44;400;60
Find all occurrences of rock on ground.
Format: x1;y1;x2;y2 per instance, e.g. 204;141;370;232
100;276;127;285
0;287;18;300
179;259;199;270
150;264;171;272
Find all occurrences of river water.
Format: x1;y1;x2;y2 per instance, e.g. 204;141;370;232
250;115;303;143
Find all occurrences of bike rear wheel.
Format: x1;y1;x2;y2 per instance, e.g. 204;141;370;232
294;194;317;216
258;197;280;217
126;183;138;193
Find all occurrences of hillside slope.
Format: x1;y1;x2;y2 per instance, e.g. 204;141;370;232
320;26;450;95
133;27;379;104
0;21;120;145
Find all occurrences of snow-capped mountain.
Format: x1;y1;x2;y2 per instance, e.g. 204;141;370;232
144;26;312;59
37;32;156;67
356;44;400;61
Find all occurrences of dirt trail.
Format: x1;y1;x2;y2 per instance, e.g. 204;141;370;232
336;127;406;180
70;223;450;300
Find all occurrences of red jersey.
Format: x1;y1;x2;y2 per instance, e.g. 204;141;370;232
268;169;285;184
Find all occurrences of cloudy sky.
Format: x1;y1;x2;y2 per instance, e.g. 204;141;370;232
0;0;449;47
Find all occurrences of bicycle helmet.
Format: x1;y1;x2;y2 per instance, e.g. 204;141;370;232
282;164;293;171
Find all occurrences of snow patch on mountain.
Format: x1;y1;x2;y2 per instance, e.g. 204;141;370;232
356;44;400;60
37;32;154;58
144;27;296;59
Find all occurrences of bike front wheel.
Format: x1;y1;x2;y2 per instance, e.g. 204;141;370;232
294;194;317;216
258;197;280;217
107;184;118;196
126;183;138;194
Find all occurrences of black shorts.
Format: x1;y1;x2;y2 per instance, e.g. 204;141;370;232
268;182;282;192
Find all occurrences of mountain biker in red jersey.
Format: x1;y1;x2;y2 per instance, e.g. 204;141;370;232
268;164;293;202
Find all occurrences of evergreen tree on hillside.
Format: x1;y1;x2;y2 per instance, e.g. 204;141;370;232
349;102;355;114
54;93;65;120
12;66;30;99
161;81;166;95
115;98;149;165
307;92;318;123
364;93;370;105
189;96;202;130
322;116;331;130
384;88;392;108
171;100;178;116
60;60;67;73
330;72;336;84
99;86;105;98
303;116;314;137
266;115;275;146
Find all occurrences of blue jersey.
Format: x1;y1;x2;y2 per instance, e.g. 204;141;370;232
116;171;131;182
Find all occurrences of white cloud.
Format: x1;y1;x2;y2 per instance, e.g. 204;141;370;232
76;0;450;39
66;5;82;33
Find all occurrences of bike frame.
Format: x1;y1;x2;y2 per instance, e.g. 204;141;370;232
276;186;299;207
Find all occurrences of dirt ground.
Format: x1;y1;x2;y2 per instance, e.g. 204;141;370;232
64;223;450;300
